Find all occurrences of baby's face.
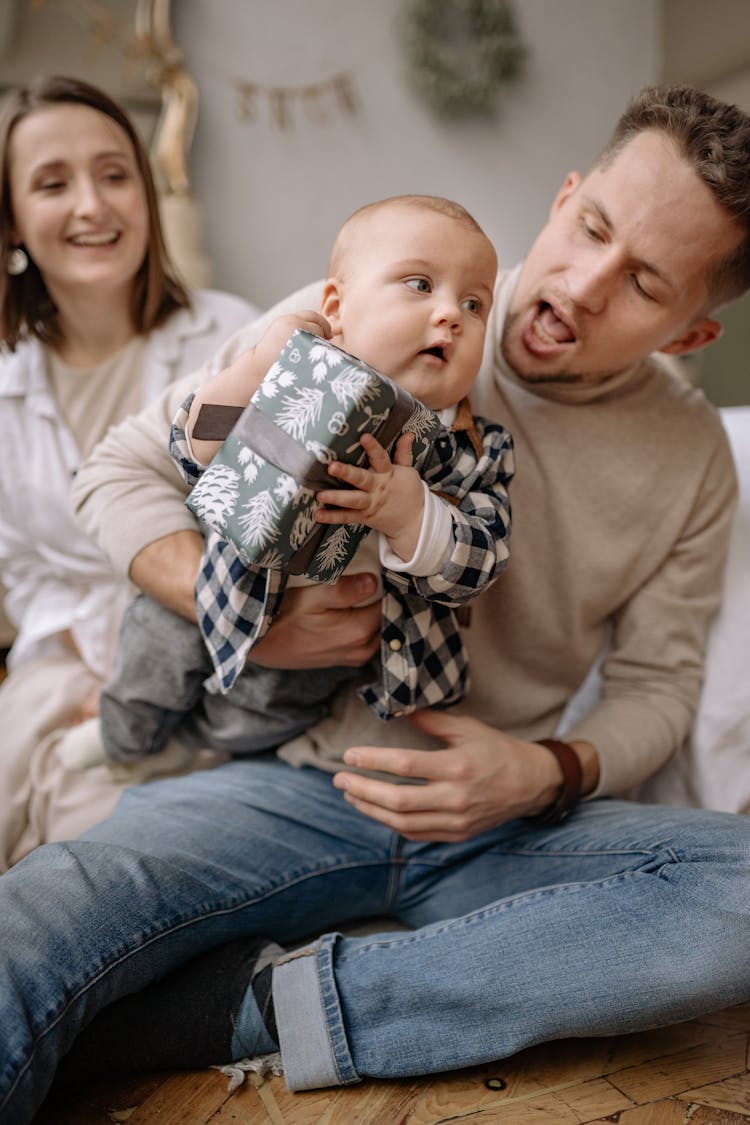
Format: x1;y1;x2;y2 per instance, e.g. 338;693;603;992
328;207;497;411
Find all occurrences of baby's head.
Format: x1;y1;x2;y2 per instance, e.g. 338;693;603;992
321;195;497;411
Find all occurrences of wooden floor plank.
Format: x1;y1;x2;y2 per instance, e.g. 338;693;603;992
246;1077;335;1124
205;1077;275;1123
685;1108;750;1125
677;1071;750;1117
314;1079;428;1124
695;1005;750;1032
606;1033;748;1104
126;1069;233;1124
410;1074;631;1123
492;1037;616;1094
596;1020;727;1075
590;1099;750;1124
34;1004;750;1123
249;1073;427;1125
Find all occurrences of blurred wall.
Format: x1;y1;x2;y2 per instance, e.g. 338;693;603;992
662;0;750;407
173;0;660;310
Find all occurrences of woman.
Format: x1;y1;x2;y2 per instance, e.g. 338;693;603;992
0;75;258;869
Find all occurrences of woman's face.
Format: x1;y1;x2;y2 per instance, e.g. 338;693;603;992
7;102;150;308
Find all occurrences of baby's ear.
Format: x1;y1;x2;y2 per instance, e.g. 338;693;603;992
320;278;343;334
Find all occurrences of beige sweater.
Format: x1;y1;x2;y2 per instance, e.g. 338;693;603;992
72;268;737;796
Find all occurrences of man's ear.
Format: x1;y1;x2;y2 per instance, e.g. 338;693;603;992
659;316;723;356
550;171;582;217
320;278;343;336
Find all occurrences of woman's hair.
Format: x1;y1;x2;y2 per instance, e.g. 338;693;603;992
0;75;190;350
596;84;750;307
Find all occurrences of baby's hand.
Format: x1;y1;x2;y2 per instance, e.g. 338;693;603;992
315;432;423;561
253;310;332;377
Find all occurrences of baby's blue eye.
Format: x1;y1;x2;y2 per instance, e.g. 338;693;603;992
406;278;431;293
463;297;481;314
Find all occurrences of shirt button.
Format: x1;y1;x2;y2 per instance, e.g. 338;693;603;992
388;637;403;652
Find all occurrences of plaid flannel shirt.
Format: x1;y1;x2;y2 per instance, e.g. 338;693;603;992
170;395;514;720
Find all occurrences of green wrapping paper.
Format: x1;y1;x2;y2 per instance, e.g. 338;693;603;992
187;330;444;581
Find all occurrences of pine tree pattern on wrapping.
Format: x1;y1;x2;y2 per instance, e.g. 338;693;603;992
274;385;325;443
187;330;445;582
289;498;317;551
316;525;355;574
309;340;343;381
273;472;300;506
259;360;298;398
257;546;285;569
404;401;440;443
237;446;265;485
330;364;380;411
188;464;240;531
237;489;281;551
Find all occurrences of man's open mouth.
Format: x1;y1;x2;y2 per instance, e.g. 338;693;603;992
534;301;575;345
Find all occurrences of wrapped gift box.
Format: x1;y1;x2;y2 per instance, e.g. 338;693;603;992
187;330;444;581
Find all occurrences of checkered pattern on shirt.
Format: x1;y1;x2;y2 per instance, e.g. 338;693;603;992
360;591;469;719
359;419;513;718
170;396;514;711
196;530;286;693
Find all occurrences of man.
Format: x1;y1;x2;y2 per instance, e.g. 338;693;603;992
2;85;750;1123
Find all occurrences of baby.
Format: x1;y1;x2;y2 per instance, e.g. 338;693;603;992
60;194;514;769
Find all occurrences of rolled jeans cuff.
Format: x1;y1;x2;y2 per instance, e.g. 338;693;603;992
273;933;360;1091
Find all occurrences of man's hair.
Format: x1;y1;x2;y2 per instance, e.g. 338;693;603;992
597;84;750;307
329;194;488;275
0;75;190;351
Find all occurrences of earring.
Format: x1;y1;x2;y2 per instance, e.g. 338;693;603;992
7;247;28;276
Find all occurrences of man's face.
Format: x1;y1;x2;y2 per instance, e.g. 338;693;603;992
502;130;742;383
322;206;497;411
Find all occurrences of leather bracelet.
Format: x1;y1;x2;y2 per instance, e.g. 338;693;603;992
526;738;583;825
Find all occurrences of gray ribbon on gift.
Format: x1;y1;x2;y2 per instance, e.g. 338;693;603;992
238;391;415;490
194;387;416;491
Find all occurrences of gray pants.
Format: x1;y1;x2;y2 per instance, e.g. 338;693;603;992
99;594;361;762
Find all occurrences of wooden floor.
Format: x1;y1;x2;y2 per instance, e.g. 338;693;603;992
36;1001;750;1123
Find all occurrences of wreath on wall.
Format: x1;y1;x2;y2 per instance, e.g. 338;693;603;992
403;0;524;119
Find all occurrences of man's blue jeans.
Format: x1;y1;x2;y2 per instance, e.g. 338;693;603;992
2;757;750;1122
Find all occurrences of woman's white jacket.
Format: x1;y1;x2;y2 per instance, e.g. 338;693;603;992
0;289;256;675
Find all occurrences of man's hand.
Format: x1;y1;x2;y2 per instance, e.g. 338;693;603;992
250;572;381;669
332;709;593;841
315;432;423;561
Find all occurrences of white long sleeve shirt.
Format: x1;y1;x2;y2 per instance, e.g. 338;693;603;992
0;289;257;676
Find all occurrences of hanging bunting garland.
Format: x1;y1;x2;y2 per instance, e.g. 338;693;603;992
231;72;359;130
403;0;525;119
